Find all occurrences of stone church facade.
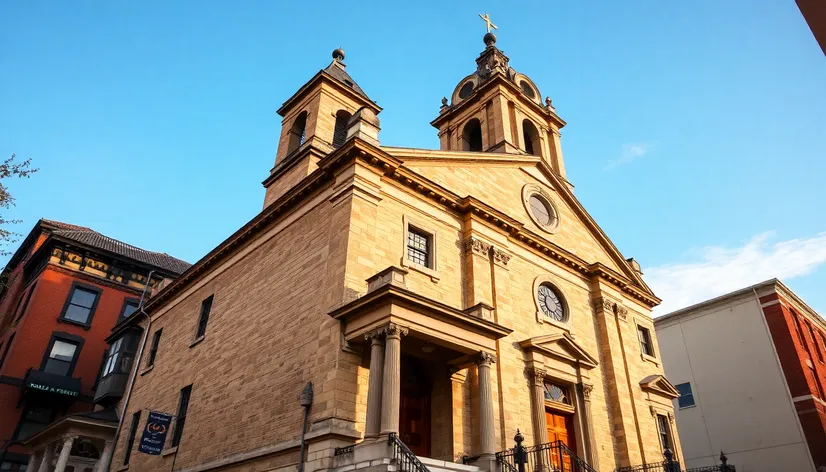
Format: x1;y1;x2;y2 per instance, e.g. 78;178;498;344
108;31;682;472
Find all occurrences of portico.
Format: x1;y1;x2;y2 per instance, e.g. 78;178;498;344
22;409;117;472
330;266;511;463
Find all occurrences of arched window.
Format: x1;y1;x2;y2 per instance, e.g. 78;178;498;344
332;110;352;148
287;111;308;155
522;119;540;156
461;118;483;152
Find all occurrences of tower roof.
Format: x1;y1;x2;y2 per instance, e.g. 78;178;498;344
277;49;378;116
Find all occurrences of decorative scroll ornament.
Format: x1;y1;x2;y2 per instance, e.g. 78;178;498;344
591;297;628;320
492;248;511;267
463;237;492;257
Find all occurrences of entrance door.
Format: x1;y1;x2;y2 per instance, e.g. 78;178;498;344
400;356;431;457
546;410;576;469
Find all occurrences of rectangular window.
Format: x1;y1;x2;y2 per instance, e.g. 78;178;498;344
171;385;192;447
102;338;124;377
806;323;824;363
43;339;79;376
60;285;100;325
792;313;806;342
14;282;37;323
811;365;825;399
656;414;672;451
14;407;52;440
406;228;432;268
120;300;139;320
675;382;695;408
0;333;14;370
196;296;213;338
147;329;162;367
637;325;654;357
124;411;141;465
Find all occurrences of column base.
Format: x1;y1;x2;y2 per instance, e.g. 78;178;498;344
468;453;498;472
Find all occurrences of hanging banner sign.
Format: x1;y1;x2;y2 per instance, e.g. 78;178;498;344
138;411;173;455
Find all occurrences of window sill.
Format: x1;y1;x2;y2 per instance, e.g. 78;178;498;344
140;365;154;376
641;353;660;366
161;446;178;457
401;259;440;282
57;317;92;330
189;335;205;348
678;404;696;410
115;465;129;472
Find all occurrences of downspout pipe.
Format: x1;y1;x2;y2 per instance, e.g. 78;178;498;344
104;270;156;472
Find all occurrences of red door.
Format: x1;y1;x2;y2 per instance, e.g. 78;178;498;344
546;410;576;469
400;356;431;457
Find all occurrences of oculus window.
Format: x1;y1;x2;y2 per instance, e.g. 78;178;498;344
537;283;566;322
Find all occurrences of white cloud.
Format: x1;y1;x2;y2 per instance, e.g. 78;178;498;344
603;142;654;171
644;232;826;316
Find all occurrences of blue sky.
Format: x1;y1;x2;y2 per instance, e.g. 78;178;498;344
1;1;824;315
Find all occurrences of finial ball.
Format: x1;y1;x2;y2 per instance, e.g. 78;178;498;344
483;32;497;47
332;48;345;61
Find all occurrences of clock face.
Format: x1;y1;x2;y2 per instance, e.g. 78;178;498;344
537;284;566;322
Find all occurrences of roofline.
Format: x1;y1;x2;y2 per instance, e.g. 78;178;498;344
654;278;824;330
31;233;184;277
1;219;51;275
276;70;381;117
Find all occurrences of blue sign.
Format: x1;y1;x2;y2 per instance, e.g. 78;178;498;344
138;411;172;455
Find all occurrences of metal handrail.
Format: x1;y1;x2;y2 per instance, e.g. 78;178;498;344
497;440;596;472
388;432;430;472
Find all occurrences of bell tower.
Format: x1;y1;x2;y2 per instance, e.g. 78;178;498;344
431;22;568;178
262;48;381;207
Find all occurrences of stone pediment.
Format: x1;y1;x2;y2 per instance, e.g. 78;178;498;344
639;374;680;399
519;333;598;368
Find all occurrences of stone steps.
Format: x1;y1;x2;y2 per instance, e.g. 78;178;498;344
417;457;484;472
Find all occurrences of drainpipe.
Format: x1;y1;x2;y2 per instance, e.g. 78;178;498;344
104;270;156;472
297;382;313;472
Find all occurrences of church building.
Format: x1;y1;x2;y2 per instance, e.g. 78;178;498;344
102;24;682;472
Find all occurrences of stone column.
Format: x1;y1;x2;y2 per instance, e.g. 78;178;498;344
364;330;386;438
54;435;77;472
94;440;115;472
477;352;497;457
27;451;40;471
37;444;53;472
579;383;599;471
528;368;549;445
380;323;407;435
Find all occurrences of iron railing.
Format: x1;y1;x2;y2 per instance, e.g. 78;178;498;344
615;461;681;472
388;432;430;472
496;431;596;472
686;466;735;472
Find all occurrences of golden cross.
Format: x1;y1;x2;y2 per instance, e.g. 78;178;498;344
479;13;497;33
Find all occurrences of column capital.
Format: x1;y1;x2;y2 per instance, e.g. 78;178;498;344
591;296;627;320
463;237;493;257
578;382;594;401
475;351;496;367
380;322;409;338
364;326;386;342
527;367;547;386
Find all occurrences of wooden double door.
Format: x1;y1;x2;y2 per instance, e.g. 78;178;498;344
400;356;431;457
546;410;576;453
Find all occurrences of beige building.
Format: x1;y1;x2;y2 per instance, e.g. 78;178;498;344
100;28;683;472
655;280;826;472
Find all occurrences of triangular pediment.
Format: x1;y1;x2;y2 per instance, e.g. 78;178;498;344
385;146;656;300
519;332;598;368
640;374;680;399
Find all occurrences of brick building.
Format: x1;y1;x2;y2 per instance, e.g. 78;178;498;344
0;219;188;471
655;279;826;471
101;29;683;472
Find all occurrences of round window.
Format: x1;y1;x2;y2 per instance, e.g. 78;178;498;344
525;192;558;232
537;283;567;322
520;80;535;98
458;81;474;99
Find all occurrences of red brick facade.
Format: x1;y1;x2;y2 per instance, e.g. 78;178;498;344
761;291;826;469
0;220;186;469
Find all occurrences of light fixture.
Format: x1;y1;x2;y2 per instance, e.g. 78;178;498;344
421;343;435;354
